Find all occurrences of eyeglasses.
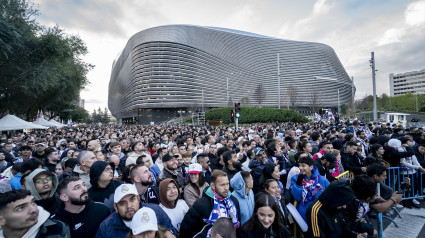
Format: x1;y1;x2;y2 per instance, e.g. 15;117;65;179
35;176;53;184
104;167;113;172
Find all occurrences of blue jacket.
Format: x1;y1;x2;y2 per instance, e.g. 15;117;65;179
290;166;329;221
230;172;254;225
95;203;178;238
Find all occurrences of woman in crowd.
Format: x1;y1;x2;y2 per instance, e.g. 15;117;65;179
238;193;291;238
332;149;345;174
230;171;254;225
365;144;390;168
260;163;288;199
184;163;208;207
296;141;313;158
159;178;189;231
55;163;64;176
262;179;290;228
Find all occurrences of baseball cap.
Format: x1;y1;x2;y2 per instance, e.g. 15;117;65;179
162;153;179;163
254;147;264;156
36;143;45;147
131;207;158;235
188;163;202;174
114;184;138;203
321;153;337;168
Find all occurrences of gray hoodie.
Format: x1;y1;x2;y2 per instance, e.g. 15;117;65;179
25;168;58;201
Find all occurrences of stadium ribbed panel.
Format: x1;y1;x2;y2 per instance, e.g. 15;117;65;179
109;25;354;120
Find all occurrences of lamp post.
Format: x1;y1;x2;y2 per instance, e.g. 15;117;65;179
370;52;378;122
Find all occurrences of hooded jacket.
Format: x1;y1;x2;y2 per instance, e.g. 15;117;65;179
180;186;241;238
230;172;254;225
291;166;329;221
25;169;61;214
0;206;70;238
52;201;111;238
71;165;91;189
414;145;425;167
306;182;357;238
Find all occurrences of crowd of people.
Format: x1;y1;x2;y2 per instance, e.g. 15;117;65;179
0;120;424;238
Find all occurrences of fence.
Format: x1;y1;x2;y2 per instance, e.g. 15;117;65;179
377;167;425;238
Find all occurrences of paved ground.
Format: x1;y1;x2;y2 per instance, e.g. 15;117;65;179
373;198;425;238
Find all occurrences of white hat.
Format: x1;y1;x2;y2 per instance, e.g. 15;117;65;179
188;163;202;174
114;184;138;203
131;207;158;235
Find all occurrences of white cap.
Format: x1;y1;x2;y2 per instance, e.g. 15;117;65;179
131;207;158;235
188;163;202;174
114;184;138;203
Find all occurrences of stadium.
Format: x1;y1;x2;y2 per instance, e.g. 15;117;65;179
109;25;354;124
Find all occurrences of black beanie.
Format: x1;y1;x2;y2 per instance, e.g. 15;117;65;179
89;161;109;187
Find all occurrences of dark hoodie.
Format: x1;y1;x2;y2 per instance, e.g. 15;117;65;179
25;168;61;214
87;161;122;211
414;144;425;167
306;181;356;238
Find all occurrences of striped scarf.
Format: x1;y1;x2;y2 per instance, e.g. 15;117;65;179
203;188;240;228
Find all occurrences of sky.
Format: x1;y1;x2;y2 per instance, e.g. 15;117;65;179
34;0;425;113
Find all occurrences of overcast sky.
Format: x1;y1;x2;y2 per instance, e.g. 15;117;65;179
34;0;425;113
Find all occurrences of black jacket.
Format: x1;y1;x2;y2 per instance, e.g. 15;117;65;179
341;150;365;176
140;185;160;204
37;218;71;238
157;168;186;189
222;166;240;183
383;145;414;167
306;182;356;238
314;159;336;182
208;153;223;171
36;195;62;215
237;218;291;238
52;201;111;238
88;179;123;211
180;186;241;238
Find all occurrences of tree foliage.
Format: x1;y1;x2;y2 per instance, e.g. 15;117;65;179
206;107;308;124
356;93;425;113
0;0;92;121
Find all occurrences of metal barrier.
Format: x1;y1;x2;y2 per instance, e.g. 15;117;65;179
376;167;425;238
385;167;424;200
335;170;355;180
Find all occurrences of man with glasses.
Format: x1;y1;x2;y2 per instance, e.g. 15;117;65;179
88;161;123;211
197;153;212;184
25;168;61;214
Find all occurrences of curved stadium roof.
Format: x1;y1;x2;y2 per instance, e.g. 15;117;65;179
109;25;354;119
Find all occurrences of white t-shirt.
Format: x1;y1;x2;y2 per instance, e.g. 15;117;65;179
159;200;189;231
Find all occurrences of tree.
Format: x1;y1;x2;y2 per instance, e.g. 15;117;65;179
0;0;92;120
240;96;250;106
253;83;266;107
286;85;299;109
340;104;348;115
306;88;322;113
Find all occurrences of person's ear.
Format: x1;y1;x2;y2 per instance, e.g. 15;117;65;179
113;204;119;213
59;194;68;202
0;215;6;226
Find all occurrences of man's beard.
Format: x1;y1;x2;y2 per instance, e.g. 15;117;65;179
233;162;242;171
70;193;90;205
141;180;154;186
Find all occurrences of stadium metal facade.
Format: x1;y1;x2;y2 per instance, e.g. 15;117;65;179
109;25;354;124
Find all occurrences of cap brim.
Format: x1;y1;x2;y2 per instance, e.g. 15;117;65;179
188;171;201;174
